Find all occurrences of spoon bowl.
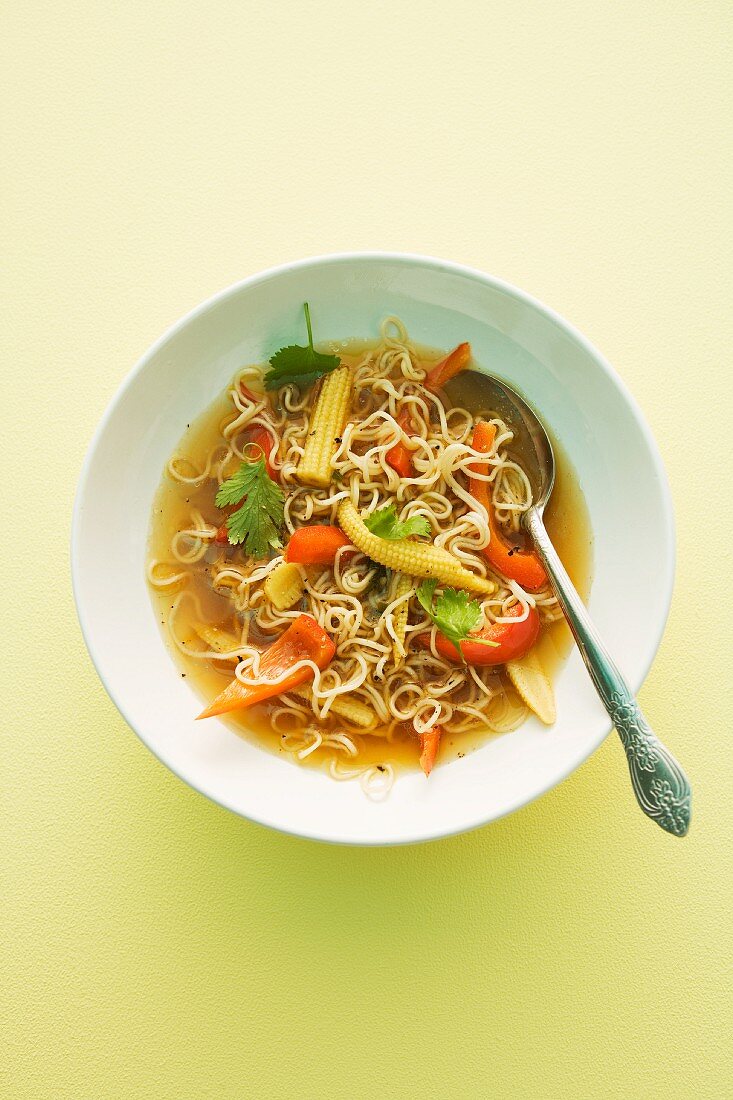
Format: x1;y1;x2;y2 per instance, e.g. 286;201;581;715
445;372;555;508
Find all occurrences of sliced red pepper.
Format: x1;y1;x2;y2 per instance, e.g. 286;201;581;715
247;424;279;482
417;603;540;665
285;525;353;565
239;382;263;404
469;421;547;591
214;518;232;545
419;727;443;776
197;614;335;718
236;386;277;477
386;409;415;478
425;342;472;390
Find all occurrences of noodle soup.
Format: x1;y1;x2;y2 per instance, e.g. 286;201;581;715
148;313;592;797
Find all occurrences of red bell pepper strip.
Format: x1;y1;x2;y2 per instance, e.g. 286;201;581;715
215;516;233;545
236;385;278;477
197;614;335;718
469;421;547;591
425;342;472;391
419;727;443;776
285;526;353;565
239;382;264;404
417;603;540;665
386;409;415;478
247;424;279;482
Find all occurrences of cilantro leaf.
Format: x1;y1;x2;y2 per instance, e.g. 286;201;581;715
215;456;285;559
363;503;431;541
416;580;499;656
264;303;341;391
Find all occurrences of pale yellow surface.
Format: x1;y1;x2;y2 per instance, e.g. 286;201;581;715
2;2;732;1097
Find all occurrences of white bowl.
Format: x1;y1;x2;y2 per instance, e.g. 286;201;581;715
72;253;674;845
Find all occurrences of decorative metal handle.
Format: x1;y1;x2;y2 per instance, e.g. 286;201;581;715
525;507;691;836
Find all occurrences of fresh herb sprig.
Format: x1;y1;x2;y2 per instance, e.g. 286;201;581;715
264;302;341;391
417;580;499;656
364;502;431;541
215;455;285;558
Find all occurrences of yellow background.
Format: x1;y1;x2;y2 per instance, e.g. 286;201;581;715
3;2;732;1097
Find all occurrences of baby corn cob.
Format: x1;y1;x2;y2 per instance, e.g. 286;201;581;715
296;366;352;488
337;500;495;595
506;649;555;725
192;622;242;662
293;688;376;729
263;562;304;610
390;572;414;665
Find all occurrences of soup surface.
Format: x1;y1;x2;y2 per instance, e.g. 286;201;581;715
148;316;592;797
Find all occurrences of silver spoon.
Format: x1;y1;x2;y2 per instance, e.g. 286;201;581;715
445;372;691;836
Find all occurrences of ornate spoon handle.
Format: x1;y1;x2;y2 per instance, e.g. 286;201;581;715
525;507;691;836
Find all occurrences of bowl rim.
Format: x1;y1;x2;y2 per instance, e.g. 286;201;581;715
71;251;676;845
